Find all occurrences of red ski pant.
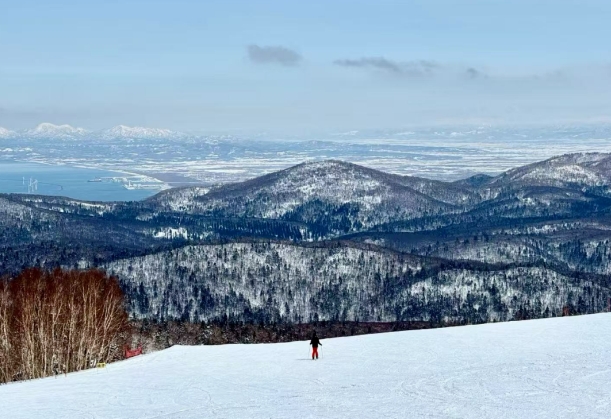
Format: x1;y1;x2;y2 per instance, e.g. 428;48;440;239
312;347;318;358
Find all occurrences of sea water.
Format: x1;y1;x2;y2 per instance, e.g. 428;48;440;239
0;161;158;202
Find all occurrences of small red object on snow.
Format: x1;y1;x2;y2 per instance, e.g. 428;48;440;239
124;345;143;359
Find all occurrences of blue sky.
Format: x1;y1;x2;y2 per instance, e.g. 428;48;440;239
1;0;610;132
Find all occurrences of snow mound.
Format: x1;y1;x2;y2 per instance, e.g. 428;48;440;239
2;314;611;418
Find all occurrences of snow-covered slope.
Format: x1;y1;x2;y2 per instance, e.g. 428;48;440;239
2;314;611;419
150;161;474;231
489;152;611;193
105;242;607;324
26;123;89;139
0;127;15;139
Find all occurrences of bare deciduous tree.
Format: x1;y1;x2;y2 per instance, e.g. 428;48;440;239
0;268;129;383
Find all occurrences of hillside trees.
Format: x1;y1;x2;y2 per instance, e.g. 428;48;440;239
109;243;611;325
0;268;129;383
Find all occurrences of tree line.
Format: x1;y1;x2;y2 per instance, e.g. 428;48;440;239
0;268;129;384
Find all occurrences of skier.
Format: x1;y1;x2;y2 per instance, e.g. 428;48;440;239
309;332;322;360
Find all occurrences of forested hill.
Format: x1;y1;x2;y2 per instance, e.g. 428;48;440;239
2;152;611;324
104;242;610;325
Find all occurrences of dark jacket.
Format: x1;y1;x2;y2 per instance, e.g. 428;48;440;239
310;336;322;348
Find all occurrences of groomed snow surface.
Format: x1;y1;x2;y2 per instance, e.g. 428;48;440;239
3;314;611;418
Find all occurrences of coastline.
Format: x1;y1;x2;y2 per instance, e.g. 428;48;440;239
7;158;170;187
0;159;168;201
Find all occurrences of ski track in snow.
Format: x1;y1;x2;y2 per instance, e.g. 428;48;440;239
3;314;611;418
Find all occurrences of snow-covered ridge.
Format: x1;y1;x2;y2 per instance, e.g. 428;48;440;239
100;125;184;140
151;159;463;228
489;152;611;191
0;127;15;139
27;123;89;138
150;153;611;233
9;123;186;141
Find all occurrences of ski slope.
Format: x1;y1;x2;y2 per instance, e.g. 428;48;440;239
2;314;611;419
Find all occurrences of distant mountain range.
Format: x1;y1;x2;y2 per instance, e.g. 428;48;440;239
2;153;611;325
0;127;16;139
4;123;609;144
0;123;187;140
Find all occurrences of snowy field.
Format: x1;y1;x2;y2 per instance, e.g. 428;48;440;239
2;314;611;419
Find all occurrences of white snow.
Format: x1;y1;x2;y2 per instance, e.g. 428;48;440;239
28;123;89;138
521;164;604;185
153;227;188;239
2;314;611;418
0;127;15;139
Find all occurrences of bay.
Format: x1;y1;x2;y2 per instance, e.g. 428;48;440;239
0;161;159;202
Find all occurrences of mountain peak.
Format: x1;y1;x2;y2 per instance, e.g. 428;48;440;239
544;152;610;165
29;123;88;137
294;159;356;170
0;127;15;138
490;152;611;190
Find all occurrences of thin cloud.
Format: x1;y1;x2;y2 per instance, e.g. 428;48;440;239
466;67;486;79
333;57;439;77
247;45;302;66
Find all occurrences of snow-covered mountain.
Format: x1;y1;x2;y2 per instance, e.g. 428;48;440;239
0;127;16;139
9;123;185;141
2;154;611;325
99;125;184;140
26;123;89;139
489;152;611;193
151;160;476;233
3;314;610;419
